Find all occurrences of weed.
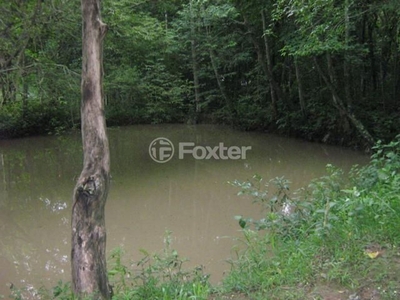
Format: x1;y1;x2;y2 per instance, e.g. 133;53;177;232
108;231;210;300
224;135;400;298
7;231;210;300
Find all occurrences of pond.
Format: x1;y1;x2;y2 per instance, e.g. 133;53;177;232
0;124;368;297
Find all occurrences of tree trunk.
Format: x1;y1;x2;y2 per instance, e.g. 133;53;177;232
0;65;17;105
343;0;351;107
294;57;306;115
71;0;110;299
242;16;276;119
313;56;375;146
326;53;350;133
208;46;234;122
262;10;295;112
190;0;201;122
260;10;278;117
367;17;377;91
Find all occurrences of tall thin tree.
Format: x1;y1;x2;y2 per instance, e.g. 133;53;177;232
190;0;201;122
71;0;110;298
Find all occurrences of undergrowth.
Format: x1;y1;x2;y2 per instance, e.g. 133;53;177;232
222;134;400;299
107;231;210;300
7;231;210;300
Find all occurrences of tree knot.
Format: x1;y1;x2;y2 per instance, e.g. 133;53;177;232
80;176;99;196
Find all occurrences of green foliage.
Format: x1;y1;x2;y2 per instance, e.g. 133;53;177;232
346;135;400;239
108;231;210;300
8;280;75;300
275;100;342;142
1;0;399;144
7;233;210;300
229;175;296;234
0;99;75;138
102;0;191;126
230;165;346;239
225;137;400;297
231;137;400;240
0;0;80;138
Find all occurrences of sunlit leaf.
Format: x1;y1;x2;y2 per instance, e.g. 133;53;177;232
364;250;380;259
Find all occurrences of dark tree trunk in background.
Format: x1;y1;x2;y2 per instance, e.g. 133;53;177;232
313;56;375;146
326;53;350;133
343;0;352;108
71;0;110;299
190;0;201;122
367;16;377;92
209;47;234;122
294;57;306;115
0;61;17;105
260;10;278;118
242;15;277;119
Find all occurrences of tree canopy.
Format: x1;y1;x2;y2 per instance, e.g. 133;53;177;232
0;0;399;147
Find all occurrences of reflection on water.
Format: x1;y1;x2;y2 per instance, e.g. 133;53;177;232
0;125;368;297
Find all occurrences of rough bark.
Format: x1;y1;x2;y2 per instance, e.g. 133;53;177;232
71;0;110;299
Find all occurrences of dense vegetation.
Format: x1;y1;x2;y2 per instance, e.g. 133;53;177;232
223;135;400;299
0;0;399;147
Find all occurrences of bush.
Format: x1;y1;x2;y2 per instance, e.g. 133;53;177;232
0;100;75;138
224;135;400;298
108;232;210;300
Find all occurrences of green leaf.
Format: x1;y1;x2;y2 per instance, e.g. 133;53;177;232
239;218;247;229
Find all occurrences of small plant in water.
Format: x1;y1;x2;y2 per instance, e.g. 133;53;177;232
229;175;310;239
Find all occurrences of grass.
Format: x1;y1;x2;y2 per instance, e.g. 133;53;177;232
106;233;211;300
5;135;400;300
219;135;400;299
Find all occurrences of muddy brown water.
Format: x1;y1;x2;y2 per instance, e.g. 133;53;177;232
0;124;368;297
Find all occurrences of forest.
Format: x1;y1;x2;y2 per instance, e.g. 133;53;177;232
1;1;400;299
0;0;399;147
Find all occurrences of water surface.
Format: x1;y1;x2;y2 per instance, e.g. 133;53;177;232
0;124;368;297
